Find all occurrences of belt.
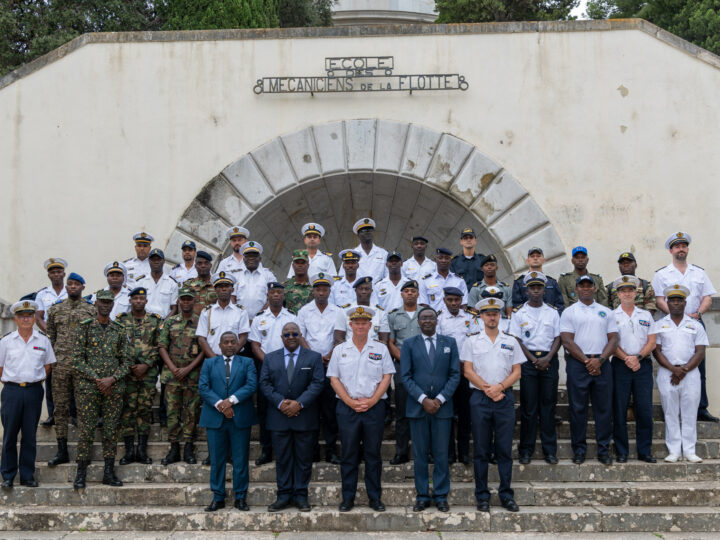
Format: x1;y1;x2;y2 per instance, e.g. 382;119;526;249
3;381;43;388
529;350;550;357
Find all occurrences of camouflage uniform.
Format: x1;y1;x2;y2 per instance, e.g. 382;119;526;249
116;311;162;437
607;278;657;311
46;298;96;439
282;277;314;314
158;313;202;443
72;318;131;460
557;270;608;307
182;277;217;316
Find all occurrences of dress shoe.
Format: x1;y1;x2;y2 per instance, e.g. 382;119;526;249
40;417;55;427
339;499;354;512
413;500;431;512
685;454;703;463
234;498;250;511
518;454;531;465
598;454;613;465
313;446;321;463
638;454;657;463
489;454;497;464
369;499;386;512
202;456;211;466
295;497;311;512
204;500;225;512
255;452;272;466
544;455;558;465
458;454;471;465
501;498;520;512
267;498;292;512
698;411;720;423
1;480;13;490
389;454;409;465
476;501;490;512
572;453;586;464
19;478;38;487
664;454;680;463
616;454;628;463
436;500;450;512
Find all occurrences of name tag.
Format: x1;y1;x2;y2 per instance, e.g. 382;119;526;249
301;367;311;370
500;343;514;351
33;346;46;351
638;320;651;327
443;346;451;353
369;353;382;360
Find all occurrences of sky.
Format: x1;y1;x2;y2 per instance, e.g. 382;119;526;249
572;0;590;19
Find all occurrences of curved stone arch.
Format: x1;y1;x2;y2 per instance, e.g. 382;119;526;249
167;119;569;280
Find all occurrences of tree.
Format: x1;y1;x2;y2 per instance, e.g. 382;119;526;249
163;0;279;30
435;0;579;23
279;0;334;27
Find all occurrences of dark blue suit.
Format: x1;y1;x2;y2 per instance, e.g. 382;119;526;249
259;347;324;502
400;334;460;503
199;354;258;503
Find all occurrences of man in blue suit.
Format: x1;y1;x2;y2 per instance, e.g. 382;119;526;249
198;331;258;512
400;306;460;512
259;322;324;512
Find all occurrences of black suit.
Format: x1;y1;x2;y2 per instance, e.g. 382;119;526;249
259;347;324;502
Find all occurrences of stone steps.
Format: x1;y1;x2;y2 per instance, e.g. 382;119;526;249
2;505;718;533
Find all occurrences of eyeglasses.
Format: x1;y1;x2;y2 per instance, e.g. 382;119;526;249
282;332;300;338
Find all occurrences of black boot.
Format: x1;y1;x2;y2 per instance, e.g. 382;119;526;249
136;435;152;465
202;455;211;466
183;442;197;464
73;460;89;490
119;436;136;465
161;442;181;466
48;438;69;467
102;458;123;487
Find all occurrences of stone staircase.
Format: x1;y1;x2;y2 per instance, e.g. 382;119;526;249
2;387;719;534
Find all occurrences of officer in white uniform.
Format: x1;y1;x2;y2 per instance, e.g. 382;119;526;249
234;242;277;321
169;240;198;283
338;218;388;284
437;286;482;465
124;232;153;286
136;249;179;318
0;300;56;488
374;252;405;312
481;286;510;333
559;275;619;465
217;226;250;276
331;250;378;307
196;271;250;356
651;284;709;463
286;223;336;278
652;231;718;422
91;261;131;321
419;248;468;312
35;258;68;326
297;273;343;463
334;277;389;343
461;298;524;513
508;272;561;464
327;306;395;513
402;236;436;281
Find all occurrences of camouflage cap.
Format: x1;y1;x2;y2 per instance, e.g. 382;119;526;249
95;289;115;301
178;286;196;298
292;249;309;262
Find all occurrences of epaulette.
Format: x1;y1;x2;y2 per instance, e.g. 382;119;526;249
375;304;385;311
38;330;46;336
422;274;432;280
560;272;570;277
655;266;665;272
324;251;333;257
472;282;480;288
436;309;444;315
465;306;479;316
85;298;93;305
373;338;383;343
389;308;399;314
692;264;705;270
0;331;11;340
204;304;213;311
341;303;351;308
168;275;178;283
150;313;162;320
545;302;558;310
172;263;180;269
500;281;508;287
333;276;342;281
255;309;264;316
80;318;93;324
123;257;133;263
134;275;145;281
467;331;480;336
502;331;513;336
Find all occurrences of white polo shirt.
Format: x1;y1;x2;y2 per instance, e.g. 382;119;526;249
559;301;618;355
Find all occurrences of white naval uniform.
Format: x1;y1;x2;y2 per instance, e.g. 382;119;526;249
196;302;251;356
233;267;277;321
326;339;395;399
418;271;468;312
559;301;618;355
137;274;179;318
651;314;709;457
91;286;131;321
169;262;197;284
401;257;436;281
297;301;343;357
0;329;56;383
329;277;379;308
460;330;526;388
287;251;336;279
123;257;151;286
509;303;560;352
651;264;716;315
35;286;67;321
373;276;404;313
437;309;483;352
217;254;245;276
248;307;297;355
338;244;389;284
335;303;389;342
612;306;653;357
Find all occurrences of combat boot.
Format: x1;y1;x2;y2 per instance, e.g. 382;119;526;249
136;434;152;464
102;458;123;487
183;442;197;464
48;438;69;467
161;442;181;466
119;436;136;465
73;460;89;490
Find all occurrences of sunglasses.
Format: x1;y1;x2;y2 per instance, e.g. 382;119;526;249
282;332;300;338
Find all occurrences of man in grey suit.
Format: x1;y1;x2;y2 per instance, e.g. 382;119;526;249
400;307;461;513
259;322;324;512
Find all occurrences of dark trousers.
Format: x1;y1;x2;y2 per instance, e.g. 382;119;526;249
698;317;709;414
450;376;472;459
519;353;559;457
45;371;53;418
207;420;250;502
336;400;385;502
1;384;43;482
612;357;653;457
319;377;338;449
566;356;613;456
270;429;317;500
393;365;410;456
410;415;451;502
252;357;272;454
470;390;515;503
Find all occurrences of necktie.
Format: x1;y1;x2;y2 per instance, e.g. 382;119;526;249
427;337;436;369
287;352;295;385
225;357;231;379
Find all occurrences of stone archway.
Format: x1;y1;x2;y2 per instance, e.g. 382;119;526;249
166;120;568;281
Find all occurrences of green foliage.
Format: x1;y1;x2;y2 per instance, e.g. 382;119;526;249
279;0;334;27
435;0;579;23
163;0;279;30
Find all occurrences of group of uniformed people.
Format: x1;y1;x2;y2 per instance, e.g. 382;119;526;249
0;220;715;514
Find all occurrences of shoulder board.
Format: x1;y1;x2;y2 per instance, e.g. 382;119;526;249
116;312;128;319
655;266;665;272
134;275;145;281
389;308;399;314
80;318;94;325
255;310;264;316
436;309;444;315
468;331;480;336
472;282;480;287
560;272;570;277
500;281;508;287
37;286;49;293
422;274;432;280
375;304;384;311
38;330;46;336
150;313;162;320
323;251;333;257
502;331;513;336
85;298;93;305
692;264;705;270
204;305;212;311
546;303;558;310
341;303;351;309
0;331;11;340
333;276;342;281
465;307;479;316
373;338;383;343
173;263;181;269
123;258;133;263
168;275;178;283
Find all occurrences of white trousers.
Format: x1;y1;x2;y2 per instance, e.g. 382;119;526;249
657;366;700;457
